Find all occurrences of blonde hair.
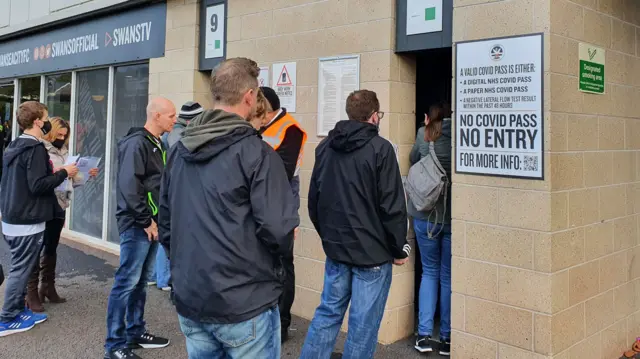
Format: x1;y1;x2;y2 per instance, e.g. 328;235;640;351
249;89;272;129
44;117;70;146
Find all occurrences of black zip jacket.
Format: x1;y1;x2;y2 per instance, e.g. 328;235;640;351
309;120;410;267
115;127;165;234
0;136;68;225
158;109;298;324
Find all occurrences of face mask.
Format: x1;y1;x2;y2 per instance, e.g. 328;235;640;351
52;139;65;149
40;121;52;135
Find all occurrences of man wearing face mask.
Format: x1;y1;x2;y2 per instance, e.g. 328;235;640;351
0;101;78;337
301;90;409;358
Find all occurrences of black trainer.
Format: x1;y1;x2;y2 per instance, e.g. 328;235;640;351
439;338;451;356
330;353;343;359
415;335;433;353
127;332;170;349
281;327;289;343
108;348;142;359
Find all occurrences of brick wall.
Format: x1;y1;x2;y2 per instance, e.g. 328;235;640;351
451;0;640;358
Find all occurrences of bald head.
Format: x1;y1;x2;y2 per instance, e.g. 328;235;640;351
146;97;177;136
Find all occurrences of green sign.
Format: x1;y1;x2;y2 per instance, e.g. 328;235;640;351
425;7;436;21
579;43;605;94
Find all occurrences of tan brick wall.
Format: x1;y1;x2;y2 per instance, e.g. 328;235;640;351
149;0;212;109
453;0;640;358
226;0;417;344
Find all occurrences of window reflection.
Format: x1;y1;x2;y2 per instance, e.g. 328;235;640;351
45;73;71;120
70;69;109;239
108;64;149;243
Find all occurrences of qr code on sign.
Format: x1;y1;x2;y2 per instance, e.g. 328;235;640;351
523;156;538;172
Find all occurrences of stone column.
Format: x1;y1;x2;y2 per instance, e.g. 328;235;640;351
149;0;212;109
452;0;640;358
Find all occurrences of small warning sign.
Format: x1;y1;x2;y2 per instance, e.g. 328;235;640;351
277;65;293;86
272;62;297;113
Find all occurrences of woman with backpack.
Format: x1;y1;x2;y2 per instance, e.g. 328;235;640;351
408;102;452;356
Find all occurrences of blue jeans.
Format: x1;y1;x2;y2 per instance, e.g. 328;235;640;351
300;258;392;359
105;227;159;353
414;218;451;340
155;245;171;288
178;306;281;359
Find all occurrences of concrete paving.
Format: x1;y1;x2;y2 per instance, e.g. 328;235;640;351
0;239;423;359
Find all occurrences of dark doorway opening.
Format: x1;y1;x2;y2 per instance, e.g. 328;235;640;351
412;46;453;339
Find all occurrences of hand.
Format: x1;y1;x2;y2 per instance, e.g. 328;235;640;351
63;164;79;177
88;167;99;178
294;227;299;240
144;220;158;241
393;257;409;266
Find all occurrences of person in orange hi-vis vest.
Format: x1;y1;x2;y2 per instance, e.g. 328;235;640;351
259;86;307;343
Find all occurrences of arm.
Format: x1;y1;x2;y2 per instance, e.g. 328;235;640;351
26;146;68;195
251;146;300;256
118;141;153;229
378;144;410;259
275;126;304;182
308;156;321;236
158;150;172;254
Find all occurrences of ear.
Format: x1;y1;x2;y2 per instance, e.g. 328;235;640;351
424;113;430;125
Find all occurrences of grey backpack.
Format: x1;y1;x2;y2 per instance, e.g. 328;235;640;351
406;142;449;219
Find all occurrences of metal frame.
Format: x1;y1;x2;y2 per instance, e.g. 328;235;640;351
199;0;228;71
66;71;78;230
11;79;19;140
101;66;115;243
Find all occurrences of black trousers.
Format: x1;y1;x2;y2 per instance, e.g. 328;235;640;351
43;216;65;256
279;237;295;331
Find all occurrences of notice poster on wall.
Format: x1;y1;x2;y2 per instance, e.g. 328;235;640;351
317;55;360;137
258;66;270;87
272;62;297;112
455;33;544;180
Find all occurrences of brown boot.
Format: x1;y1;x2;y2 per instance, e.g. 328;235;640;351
25;266;45;312
39;253;66;303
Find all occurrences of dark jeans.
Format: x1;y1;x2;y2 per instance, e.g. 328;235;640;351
104;227;158;353
42;216;65;256
178;306;281;359
279;233;295;331
300;258;392;359
0;232;44;322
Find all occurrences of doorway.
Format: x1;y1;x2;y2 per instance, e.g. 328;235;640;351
412;47;453;337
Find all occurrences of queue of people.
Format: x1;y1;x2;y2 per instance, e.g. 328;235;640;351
0;56;453;359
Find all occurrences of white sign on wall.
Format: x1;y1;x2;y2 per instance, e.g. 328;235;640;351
272;62;297;112
258;66;270;87
317;55;360;137
406;0;443;35
455;33;544;180
204;4;225;59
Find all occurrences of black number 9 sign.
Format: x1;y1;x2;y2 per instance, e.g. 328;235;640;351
210;14;218;32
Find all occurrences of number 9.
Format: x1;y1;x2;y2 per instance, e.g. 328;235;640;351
210;14;218;32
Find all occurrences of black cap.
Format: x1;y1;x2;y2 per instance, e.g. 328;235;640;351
260;86;280;111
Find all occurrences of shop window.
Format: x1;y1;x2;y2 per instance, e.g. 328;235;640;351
69;69;109;239
0;82;14;147
107;64;150;243
45;73;72;120
20;77;40;103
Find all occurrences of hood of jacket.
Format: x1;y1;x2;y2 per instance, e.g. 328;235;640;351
42;139;69;157
328;120;379;153
179;109;256;162
174;117;188;129
4;136;42;166
117;127;158;150
441;117;452;138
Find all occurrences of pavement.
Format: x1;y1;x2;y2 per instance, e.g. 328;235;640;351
0;239;424;359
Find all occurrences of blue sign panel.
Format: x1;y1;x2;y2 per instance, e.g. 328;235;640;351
0;3;167;79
